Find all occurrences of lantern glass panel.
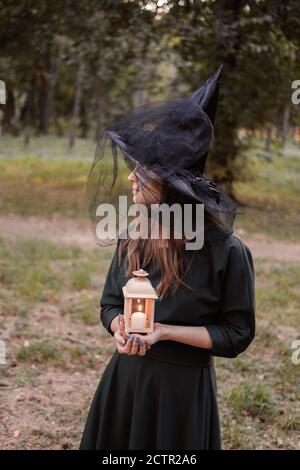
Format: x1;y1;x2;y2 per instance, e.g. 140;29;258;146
130;298;147;330
131;298;146;314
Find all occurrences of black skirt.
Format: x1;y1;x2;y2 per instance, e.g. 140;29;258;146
79;342;221;450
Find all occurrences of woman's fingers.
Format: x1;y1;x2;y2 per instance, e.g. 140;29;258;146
128;335;150;355
118;314;129;341
122;335;135;355
129;335;141;355
118;315;150;349
115;330;126;348
121;335;147;355
118;313;125;332
115;326;151;355
138;338;146;356
133;333;151;351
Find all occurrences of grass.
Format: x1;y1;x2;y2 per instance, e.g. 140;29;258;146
15;341;62;365
255;259;300;328
0;236;105;305
0;136;131;218
0;134;96;160
69;266;92;290
228;381;278;422
62;293;101;326
234;142;300;240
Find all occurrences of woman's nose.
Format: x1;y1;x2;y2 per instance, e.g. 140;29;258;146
128;170;137;182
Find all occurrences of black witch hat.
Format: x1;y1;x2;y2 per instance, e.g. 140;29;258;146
88;64;238;244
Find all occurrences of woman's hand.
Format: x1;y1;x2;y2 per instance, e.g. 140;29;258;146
134;322;165;347
114;314;151;356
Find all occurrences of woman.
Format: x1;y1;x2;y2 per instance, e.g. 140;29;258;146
79;65;256;450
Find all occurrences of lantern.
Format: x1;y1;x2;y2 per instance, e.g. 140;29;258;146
122;269;158;334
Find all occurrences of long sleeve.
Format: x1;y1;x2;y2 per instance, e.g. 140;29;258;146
100;240;125;337
205;237;256;358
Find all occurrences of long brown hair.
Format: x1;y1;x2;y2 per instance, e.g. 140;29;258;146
118;173;214;300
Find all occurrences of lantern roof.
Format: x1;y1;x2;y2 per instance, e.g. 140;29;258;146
122;269;158;299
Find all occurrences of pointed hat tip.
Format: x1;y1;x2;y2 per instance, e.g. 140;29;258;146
187;63;224;123
214;63;223;80
189;63;224;102
205;63;224;87
214;64;224;77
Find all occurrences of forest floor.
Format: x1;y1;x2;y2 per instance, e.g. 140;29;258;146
0;136;299;449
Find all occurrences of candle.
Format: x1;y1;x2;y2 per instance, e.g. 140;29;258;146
131;311;147;329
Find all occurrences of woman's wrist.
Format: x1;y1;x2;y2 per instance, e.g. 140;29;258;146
109;316;119;335
159;323;171;341
157;323;213;350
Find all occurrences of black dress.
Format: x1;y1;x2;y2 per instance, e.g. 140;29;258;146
79;232;255;450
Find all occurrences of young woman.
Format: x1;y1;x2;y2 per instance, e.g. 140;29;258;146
79;65;256;450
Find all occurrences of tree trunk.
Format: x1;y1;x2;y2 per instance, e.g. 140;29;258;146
4;88;16;133
94;88;107;142
69;60;85;149
79;101;89;138
281;105;290;148
265;123;272;152
48;50;60;136
37;67;50;134
211;0;243;198
24;126;30;146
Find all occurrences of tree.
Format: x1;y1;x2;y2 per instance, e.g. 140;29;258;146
162;0;300;200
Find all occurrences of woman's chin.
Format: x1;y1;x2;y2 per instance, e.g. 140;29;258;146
133;193;143;205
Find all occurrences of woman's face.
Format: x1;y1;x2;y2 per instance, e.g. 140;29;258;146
128;164;164;206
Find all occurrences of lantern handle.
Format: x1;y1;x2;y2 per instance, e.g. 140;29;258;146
132;269;149;278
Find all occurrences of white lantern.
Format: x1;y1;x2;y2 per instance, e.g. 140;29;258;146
122;269;158;334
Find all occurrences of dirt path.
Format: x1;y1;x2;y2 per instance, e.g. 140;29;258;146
237;231;300;262
0;214;299;261
0;214;95;249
